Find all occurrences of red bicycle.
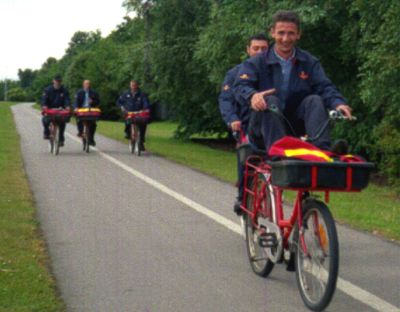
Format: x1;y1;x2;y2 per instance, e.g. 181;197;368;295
240;111;374;311
124;110;150;156
42;107;71;155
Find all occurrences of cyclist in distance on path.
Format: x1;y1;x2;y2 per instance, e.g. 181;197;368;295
117;80;150;151
74;79;100;146
41;75;71;146
218;34;269;216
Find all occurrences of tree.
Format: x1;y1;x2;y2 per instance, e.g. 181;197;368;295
18;68;37;89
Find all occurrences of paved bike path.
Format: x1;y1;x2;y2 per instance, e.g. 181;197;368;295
13;104;400;312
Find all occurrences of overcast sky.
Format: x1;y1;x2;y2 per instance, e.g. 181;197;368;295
0;0;128;79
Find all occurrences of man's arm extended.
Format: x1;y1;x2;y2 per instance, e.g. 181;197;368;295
218;68;240;128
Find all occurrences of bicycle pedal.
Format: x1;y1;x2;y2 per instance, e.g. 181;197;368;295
258;232;278;248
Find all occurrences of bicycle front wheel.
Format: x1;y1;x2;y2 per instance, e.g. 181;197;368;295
135;126;141;156
295;199;339;312
53;124;60;156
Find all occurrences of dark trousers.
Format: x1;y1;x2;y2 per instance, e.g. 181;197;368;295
77;120;97;141
249;95;331;151
42;117;66;142
125;122;147;143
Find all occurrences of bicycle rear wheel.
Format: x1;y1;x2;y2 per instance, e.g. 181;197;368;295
295;199;339;312
244;174;275;277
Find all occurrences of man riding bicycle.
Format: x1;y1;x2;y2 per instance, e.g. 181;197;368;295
74;79;100;146
117;80;150;151
41;75;71;146
219;34;269;215
234;10;352;153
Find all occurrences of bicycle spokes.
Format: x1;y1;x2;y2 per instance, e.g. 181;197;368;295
297;208;334;307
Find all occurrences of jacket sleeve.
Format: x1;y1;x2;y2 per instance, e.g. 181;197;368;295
92;91;100;107
218;70;239;126
117;93;124;107
233;59;260;106
310;61;346;109
41;89;49;107
73;91;80;109
64;89;71;107
142;93;150;110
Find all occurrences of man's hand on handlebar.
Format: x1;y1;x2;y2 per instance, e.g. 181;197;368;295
250;89;276;111
230;120;241;132
336;104;353;119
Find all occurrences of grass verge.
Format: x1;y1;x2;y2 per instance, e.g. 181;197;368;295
97;120;400;241
0;102;64;311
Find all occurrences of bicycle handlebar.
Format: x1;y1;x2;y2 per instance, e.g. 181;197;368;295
329;110;357;121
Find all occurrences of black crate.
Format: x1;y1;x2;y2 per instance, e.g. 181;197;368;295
270;160;374;191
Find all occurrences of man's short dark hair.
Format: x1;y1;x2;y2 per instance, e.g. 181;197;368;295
272;10;301;29
248;34;268;46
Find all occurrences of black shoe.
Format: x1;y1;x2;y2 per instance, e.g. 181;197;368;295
234;200;243;216
43;134;50;140
89;140;96;146
331;139;348;155
286;253;295;272
59;141;65;147
139;142;146;151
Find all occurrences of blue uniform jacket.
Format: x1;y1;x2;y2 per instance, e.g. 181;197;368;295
218;64;250;131
117;89;150;112
74;89;100;108
233;45;346;112
41;85;71;108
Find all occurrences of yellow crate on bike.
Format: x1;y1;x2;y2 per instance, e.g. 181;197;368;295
269;160;374;191
75;108;101;121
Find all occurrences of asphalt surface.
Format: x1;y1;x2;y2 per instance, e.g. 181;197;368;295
12;103;400;312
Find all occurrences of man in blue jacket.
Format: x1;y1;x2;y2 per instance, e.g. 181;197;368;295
218;34;268;215
234;10;353;152
41;75;71;145
117;80;150;151
74;80;100;146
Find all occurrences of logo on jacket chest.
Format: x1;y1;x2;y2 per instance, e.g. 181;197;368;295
299;71;309;80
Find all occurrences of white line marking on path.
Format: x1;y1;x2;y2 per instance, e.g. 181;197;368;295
27;106;399;312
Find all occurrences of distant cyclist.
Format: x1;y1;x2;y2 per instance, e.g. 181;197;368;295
41;75;71;146
218;34;268;215
117;80;150;151
74;80;100;146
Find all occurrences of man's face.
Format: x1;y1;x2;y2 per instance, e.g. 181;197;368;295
83;80;91;90
271;22;300;56
53;80;62;89
130;81;139;92
247;39;268;57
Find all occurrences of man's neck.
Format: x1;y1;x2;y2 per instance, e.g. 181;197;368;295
274;46;295;60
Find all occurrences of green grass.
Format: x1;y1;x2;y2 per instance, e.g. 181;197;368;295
97;120;400;241
97;121;237;182
0;102;64;311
